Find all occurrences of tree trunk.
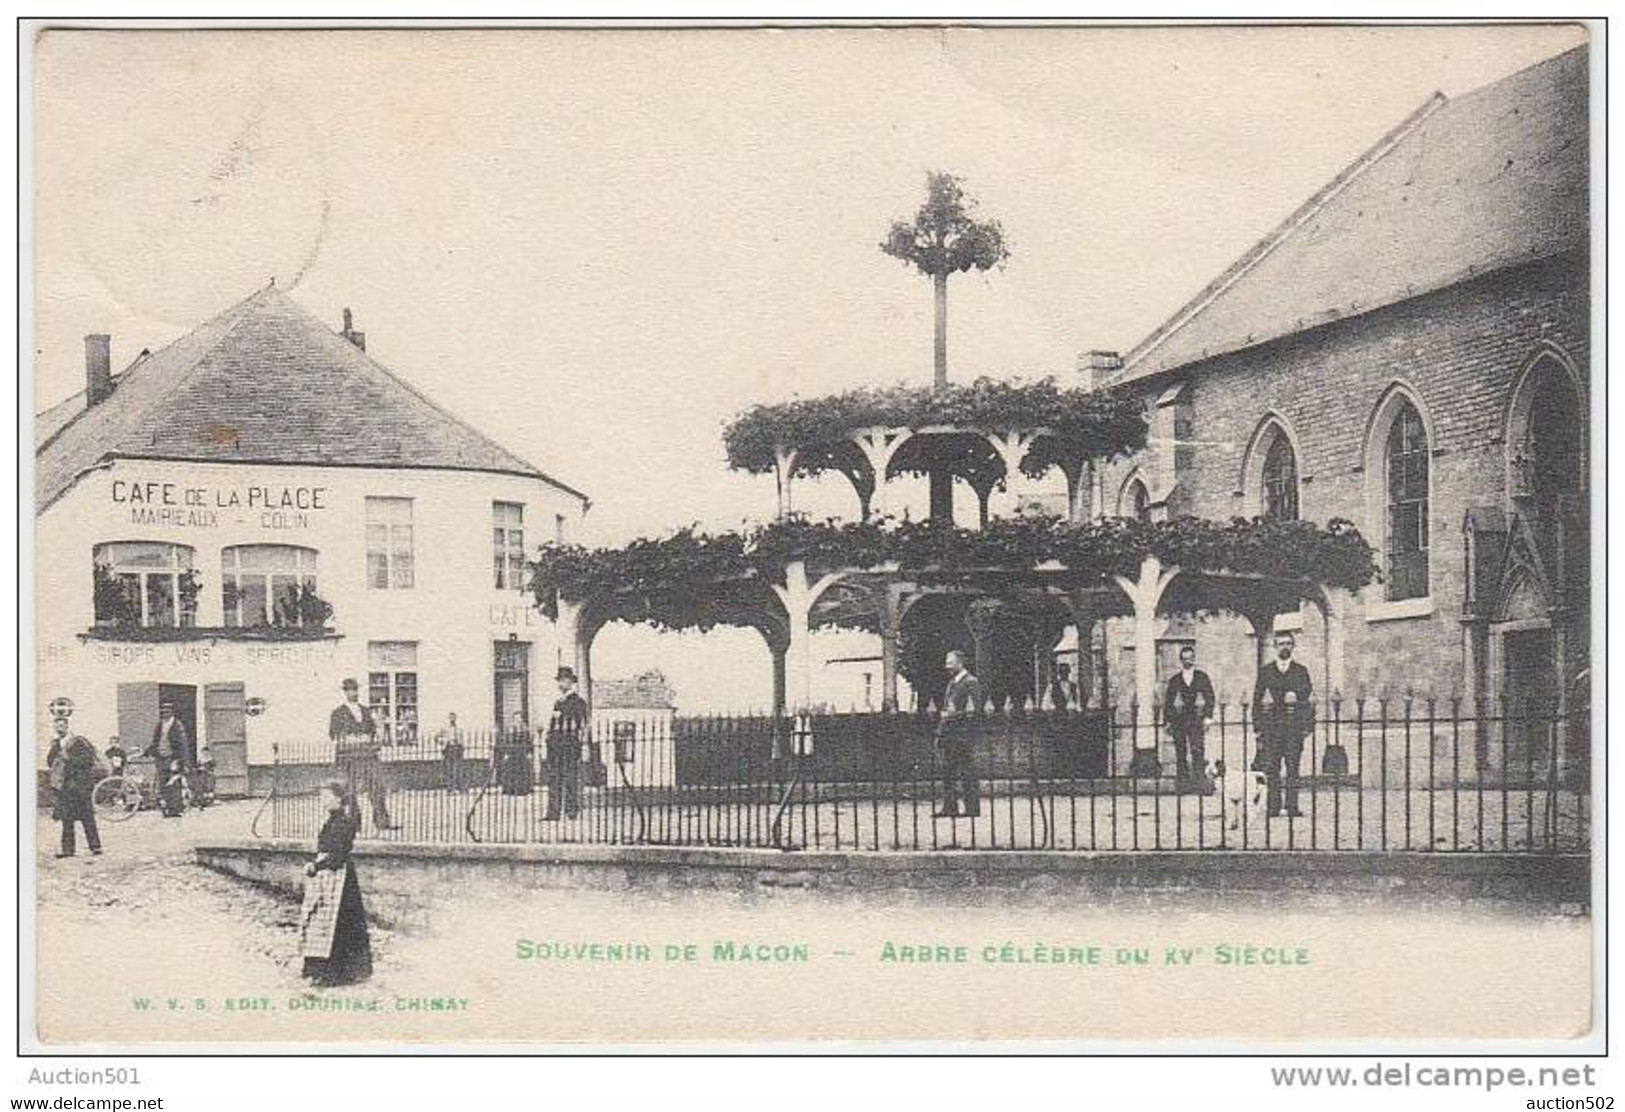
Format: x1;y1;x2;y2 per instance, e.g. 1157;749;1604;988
929;467;954;523
933;271;948;387
927;271;953;522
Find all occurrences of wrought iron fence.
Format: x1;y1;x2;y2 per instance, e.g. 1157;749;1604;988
267;699;1588;854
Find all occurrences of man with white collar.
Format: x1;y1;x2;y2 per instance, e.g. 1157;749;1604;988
1164;644;1215;790
1251;631;1315;817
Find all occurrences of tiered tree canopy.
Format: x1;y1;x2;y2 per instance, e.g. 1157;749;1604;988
720;377;1149;520
531;514;1380;634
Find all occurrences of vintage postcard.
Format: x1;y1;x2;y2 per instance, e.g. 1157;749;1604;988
25;21;1599;1049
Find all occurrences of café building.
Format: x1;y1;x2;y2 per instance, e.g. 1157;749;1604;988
34;286;590;795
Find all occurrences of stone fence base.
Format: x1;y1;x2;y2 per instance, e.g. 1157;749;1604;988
195;838;1589;929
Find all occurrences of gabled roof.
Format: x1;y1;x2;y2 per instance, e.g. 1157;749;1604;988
35;286;589;513
1117;44;1589;384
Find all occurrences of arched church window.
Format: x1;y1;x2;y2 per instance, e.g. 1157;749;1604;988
1126;479;1150;523
1385;401;1429;600
1261;433;1299;522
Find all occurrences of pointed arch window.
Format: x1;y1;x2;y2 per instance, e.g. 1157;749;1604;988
1124;478;1151;523
1385;401;1430;600
1261;434;1299;521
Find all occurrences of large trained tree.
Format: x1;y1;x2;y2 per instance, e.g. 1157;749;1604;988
881;171;1010;520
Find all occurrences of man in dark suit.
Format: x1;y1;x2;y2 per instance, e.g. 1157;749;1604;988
544;667;589;820
1164;644;1215;789
329;678;397;830
1047;662;1081;712
143;701;191;817
1252;631;1315;817
47;717;103;857
934;650;984;819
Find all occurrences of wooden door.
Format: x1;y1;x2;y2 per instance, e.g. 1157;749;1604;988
1503;628;1557;778
116;682;161;776
203;682;249;798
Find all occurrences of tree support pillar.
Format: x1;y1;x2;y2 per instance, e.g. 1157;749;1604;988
1113;555;1179;777
986;430;1041;519
850;429;912;521
773;446;799;521
771;645;788;720
554;598;595;709
770;560;845;713
879;586;903;712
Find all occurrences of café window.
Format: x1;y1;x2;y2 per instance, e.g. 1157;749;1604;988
365;496;415;589
92;542;197;628
221;545;319;628
368;640;420;745
493;501;526;590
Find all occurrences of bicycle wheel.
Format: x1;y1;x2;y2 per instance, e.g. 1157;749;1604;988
91;776;143;821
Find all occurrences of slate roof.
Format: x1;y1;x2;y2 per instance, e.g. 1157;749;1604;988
35;287;588;513
1117;44;1589;384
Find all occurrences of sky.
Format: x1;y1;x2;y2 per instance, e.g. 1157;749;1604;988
31;24;1587;708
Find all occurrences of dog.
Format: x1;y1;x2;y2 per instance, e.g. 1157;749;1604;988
1211;759;1267;831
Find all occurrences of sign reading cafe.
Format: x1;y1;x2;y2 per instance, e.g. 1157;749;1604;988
111;479;329;530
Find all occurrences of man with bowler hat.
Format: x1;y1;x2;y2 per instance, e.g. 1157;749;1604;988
544;666;589;821
329;678;397;830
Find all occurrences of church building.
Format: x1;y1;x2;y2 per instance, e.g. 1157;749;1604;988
1088;45;1589;719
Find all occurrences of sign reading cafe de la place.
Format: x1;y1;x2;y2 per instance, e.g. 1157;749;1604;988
34;288;591;797
110;476;330;531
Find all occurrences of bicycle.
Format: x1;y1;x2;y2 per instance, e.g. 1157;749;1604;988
91;762;193;822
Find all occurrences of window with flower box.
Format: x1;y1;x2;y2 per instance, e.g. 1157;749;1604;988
221;545;321;628
92;542;198;628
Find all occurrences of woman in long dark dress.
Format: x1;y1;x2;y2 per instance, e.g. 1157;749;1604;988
300;781;373;986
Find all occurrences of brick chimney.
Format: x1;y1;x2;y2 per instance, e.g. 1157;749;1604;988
85;334;113;406
340;308;366;351
1076;349;1122;391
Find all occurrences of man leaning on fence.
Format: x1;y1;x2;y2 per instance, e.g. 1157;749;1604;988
935;650;983;819
329;678;398;830
1252;631;1314;817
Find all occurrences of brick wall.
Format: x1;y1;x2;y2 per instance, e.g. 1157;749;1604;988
1096;252;1589;707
